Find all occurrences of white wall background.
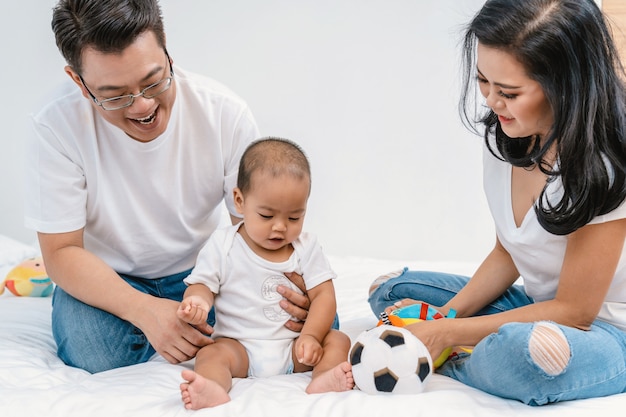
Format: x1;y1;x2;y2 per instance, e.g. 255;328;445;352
0;0;495;264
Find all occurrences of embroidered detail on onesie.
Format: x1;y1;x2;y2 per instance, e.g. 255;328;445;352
261;275;298;322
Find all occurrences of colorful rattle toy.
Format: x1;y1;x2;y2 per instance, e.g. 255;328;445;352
378;302;456;368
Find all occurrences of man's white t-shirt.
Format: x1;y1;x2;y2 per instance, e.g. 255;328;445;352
24;67;260;278
483;142;626;330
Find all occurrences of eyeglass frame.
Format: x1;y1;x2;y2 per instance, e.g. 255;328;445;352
78;50;174;111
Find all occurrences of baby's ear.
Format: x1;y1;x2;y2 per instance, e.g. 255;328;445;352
233;188;245;214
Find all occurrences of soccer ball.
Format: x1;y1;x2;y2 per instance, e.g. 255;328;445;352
349;325;433;395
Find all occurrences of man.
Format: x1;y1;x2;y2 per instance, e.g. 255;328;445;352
25;0;309;373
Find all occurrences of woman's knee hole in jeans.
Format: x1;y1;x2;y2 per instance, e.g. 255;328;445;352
528;322;571;376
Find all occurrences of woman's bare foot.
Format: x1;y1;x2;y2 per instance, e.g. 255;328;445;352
306;361;355;394
180;369;231;409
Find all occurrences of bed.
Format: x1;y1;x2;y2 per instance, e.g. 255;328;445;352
1;234;624;417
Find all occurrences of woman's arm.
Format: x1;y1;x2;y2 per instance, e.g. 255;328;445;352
442;236;521;318
409;218;626;360
549;217;626;329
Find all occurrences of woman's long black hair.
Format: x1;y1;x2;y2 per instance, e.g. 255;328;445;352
460;0;626;235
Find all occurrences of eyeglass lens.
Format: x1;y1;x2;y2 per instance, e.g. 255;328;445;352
100;78;172;110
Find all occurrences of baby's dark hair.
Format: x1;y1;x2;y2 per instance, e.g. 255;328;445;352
237;137;311;195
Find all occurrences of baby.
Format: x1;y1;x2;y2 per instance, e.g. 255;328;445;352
178;137;354;409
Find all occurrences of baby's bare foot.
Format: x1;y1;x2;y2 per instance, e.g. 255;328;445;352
306;361;355;394
180;369;230;409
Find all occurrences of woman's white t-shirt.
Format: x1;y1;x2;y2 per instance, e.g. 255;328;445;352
482;142;626;330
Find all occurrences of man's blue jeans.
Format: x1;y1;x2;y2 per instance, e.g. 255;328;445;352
52;269;338;373
51;270;197;373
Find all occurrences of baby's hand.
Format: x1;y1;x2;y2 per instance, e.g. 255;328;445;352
296;334;323;367
177;296;210;325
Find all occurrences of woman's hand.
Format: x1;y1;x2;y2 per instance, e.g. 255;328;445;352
383;301;456;364
404;318;453;366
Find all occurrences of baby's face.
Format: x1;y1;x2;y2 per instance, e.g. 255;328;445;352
235;172;310;257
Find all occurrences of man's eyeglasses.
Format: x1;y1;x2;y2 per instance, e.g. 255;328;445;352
79;51;174;111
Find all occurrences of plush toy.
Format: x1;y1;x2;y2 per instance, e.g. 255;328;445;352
1;257;53;297
377;302;456;368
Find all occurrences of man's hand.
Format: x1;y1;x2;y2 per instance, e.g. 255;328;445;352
137;296;214;364
278;272;311;332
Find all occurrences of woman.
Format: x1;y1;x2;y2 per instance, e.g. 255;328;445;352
368;0;626;405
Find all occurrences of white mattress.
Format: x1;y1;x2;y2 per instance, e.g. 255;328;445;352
1;235;624;417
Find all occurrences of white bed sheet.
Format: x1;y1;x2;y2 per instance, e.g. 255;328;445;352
1;236;625;417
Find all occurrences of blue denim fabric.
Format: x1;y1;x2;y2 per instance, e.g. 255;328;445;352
52;269;338;373
367;268;626;405
51;269;196;373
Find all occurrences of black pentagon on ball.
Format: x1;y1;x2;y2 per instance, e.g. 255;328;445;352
374;367;399;392
417;357;431;382
349;342;364;366
379;329;406;348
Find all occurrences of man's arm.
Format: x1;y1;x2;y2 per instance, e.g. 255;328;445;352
38;229;213;364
